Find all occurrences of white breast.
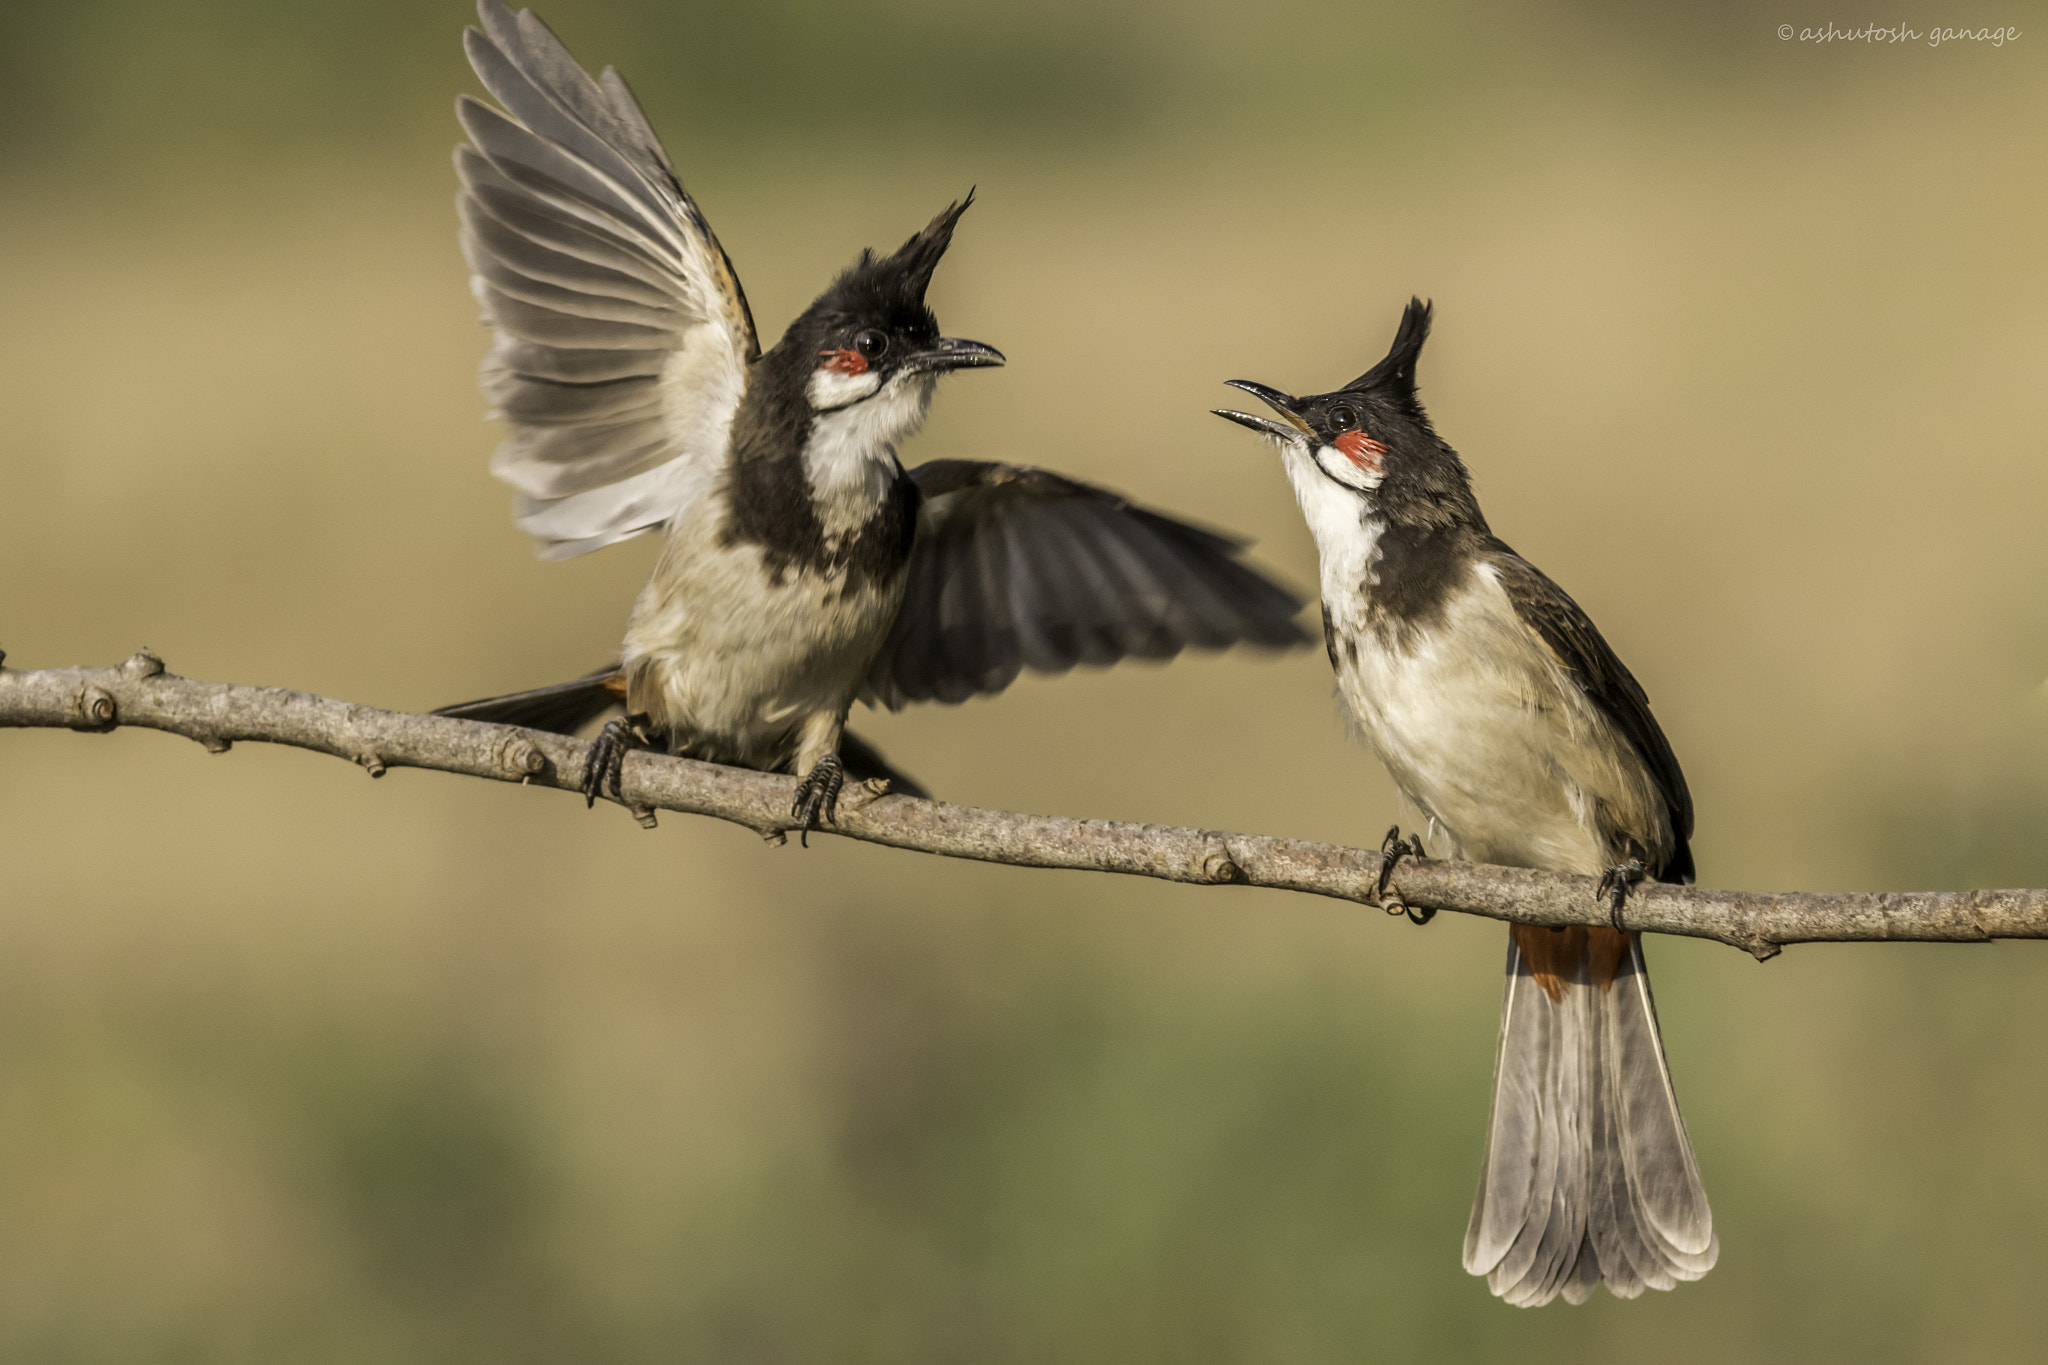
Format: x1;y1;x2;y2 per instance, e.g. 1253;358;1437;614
1284;445;1662;876
1330;564;1664;877
620;494;907;769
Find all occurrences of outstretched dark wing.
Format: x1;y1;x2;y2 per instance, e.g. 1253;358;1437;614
1487;544;1694;882
863;460;1309;708
457;0;759;559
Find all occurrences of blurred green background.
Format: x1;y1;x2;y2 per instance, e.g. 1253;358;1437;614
4;0;2048;1359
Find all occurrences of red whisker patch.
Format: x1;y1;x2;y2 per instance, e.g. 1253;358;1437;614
1333;429;1388;473
819;348;868;376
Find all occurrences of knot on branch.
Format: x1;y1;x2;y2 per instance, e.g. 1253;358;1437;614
496;733;547;780
73;685;118;732
356;753;387;779
121;649;165;680
841;777;895;813
1198;838;1242;884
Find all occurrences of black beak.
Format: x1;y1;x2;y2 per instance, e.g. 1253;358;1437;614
1212;380;1313;442
906;336;1006;375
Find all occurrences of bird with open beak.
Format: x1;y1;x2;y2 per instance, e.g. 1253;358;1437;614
1215;298;1715;1306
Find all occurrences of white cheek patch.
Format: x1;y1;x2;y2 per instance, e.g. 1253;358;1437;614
1317;443;1384;493
807;364;883;411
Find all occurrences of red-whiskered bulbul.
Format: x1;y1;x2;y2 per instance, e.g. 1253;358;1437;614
1213;299;1715;1306
435;2;1308;828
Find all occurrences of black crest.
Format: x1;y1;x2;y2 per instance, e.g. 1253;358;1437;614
819;192;976;327
1343;296;1432;418
883;191;974;302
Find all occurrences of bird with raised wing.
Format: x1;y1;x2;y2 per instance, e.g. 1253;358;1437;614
1214;299;1715;1306
435;1;1308;828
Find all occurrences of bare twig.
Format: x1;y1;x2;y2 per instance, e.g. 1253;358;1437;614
4;651;2044;961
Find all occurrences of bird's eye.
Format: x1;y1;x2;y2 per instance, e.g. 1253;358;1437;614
854;330;889;360
1327;404;1358;431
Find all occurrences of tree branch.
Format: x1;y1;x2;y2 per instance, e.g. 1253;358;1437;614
5;651;2043;961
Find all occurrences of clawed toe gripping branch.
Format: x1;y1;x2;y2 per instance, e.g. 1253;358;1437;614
1598;856;1648;932
582;713;650;808
790;753;846;847
1374;826;1435;926
5;655;2048;958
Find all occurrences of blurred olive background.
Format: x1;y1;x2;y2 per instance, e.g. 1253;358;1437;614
4;0;2048;1359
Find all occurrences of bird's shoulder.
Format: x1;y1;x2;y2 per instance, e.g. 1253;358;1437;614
1345;518;1495;652
1479;539;1695;860
713;438;919;592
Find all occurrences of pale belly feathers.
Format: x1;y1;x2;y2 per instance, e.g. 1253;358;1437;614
619;495;906;771
1326;562;1664;877
1285;448;1661;877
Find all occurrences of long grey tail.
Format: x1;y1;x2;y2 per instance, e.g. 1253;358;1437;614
1462;930;1716;1306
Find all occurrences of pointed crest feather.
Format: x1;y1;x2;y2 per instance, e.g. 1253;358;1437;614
808;192;976;333
1343;296;1433;411
887;190;975;303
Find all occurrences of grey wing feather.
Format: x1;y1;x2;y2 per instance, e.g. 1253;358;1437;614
863;461;1310;709
457;0;758;559
1488;544;1695;882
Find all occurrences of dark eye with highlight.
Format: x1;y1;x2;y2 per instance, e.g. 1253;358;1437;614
854;330;889;360
1327;404;1358;431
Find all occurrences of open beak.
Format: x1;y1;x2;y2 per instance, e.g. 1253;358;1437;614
1212;380;1313;443
907;336;1006;375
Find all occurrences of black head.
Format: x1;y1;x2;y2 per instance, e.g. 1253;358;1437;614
770;193;1004;413
1213;298;1480;529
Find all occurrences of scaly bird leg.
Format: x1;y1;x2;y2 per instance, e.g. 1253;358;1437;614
1375;826;1434;926
1596;854;1648;932
582;711;652;808
790;753;846;847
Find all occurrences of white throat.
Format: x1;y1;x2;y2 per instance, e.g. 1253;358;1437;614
803;370;935;539
1281;443;1382;598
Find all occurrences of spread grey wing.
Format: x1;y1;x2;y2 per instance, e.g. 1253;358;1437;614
457;0;758;559
863;460;1310;709
1489;545;1695;881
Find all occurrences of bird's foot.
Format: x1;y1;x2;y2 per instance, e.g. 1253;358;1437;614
1597;857;1646;931
582;712;651;808
1375;826;1434;926
791;754;846;847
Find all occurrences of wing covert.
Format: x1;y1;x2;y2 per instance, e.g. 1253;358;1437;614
1488;545;1694;880
458;0;758;559
864;461;1309;708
